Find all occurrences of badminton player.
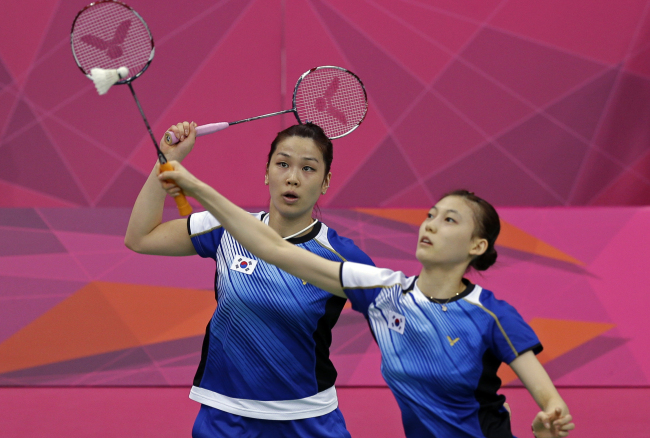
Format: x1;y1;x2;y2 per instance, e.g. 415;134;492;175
125;122;373;437
156;162;576;438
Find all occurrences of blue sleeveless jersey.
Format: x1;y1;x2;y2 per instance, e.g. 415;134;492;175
340;262;542;438
187;211;373;422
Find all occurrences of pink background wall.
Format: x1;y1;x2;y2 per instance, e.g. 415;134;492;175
2;0;650;208
2;0;650;436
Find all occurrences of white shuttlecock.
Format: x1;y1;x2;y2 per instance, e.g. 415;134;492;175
89;67;129;95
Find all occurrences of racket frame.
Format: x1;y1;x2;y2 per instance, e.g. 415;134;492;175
71;0;155;84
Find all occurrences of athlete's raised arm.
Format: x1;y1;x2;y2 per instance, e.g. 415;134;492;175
124;122;197;256
158;160;345;297
510;351;575;437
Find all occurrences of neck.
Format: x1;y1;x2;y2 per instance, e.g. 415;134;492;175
267;208;316;239
416;263;467;300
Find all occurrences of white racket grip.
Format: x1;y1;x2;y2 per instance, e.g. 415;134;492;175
164;122;230;144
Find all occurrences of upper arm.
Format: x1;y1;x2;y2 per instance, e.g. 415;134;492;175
127;218;196;256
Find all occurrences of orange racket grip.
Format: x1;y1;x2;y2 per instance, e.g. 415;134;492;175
159;162;193;216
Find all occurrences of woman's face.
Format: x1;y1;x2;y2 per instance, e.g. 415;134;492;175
265;136;331;221
415;196;487;268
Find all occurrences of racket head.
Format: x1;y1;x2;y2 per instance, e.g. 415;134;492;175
71;0;154;83
293;66;368;139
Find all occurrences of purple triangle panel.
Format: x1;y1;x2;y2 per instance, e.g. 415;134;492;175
0;228;67;256
433;60;534;137
0;101;87;205
0;208;48;229
310;0;425;126
0;57;12;89
0;276;86;344
496;114;589;200
546;68;619;142
542;336;633;382
40;207;133;236
392;91;486;177
461;28;607;107
568;149;625;204
96;165;148;208
593;71;650;167
424;144;561;205
329;136;418;207
331;311;375;355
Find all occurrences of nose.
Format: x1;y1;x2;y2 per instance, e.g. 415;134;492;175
425;218;437;233
286;168;300;186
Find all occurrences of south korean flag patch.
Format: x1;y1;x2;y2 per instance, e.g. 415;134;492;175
230;255;258;275
387;310;406;335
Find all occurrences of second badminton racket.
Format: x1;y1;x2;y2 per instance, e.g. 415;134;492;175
165;66;367;144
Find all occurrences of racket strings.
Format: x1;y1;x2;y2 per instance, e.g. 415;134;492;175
72;2;152;77
295;69;366;138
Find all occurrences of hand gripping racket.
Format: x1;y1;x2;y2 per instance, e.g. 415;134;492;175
165;66;367;144
71;0;192;216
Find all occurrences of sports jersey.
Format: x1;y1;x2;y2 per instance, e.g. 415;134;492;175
340;262;542;438
187;211;373;424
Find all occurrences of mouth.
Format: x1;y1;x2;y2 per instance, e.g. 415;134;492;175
419;237;432;246
282;191;299;203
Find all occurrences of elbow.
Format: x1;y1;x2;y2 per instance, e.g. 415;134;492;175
124;235;143;253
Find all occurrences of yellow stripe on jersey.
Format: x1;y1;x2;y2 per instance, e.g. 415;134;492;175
464;300;519;358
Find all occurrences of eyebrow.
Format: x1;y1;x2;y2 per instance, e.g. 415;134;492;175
276;152;320;162
430;207;460;215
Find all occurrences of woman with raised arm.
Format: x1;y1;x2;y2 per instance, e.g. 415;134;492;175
125;122;373;438
157;161;576;438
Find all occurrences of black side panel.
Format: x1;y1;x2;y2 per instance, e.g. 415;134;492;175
193;321;212;387
475;349;514;438
313;294;347;392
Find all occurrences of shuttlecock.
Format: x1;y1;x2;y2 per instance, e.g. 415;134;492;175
89;66;129;95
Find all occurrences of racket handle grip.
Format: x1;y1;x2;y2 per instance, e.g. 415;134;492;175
164;122;230;144
159;162;193;216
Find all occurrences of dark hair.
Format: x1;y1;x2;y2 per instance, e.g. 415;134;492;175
266;123;333;179
440;189;500;271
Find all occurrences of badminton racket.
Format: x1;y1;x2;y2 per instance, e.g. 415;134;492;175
165;66;367;144
71;0;191;216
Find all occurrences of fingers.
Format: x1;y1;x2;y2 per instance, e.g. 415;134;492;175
535;411;552;430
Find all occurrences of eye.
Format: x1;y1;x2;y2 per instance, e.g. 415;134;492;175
277;161;288;168
427;212;434;219
445;217;456;223
302;165;315;172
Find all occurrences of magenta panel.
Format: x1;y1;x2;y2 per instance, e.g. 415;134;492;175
2;0;650;207
1;387;649;438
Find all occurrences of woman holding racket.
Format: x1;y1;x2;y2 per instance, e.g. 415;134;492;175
156;163;576;438
125;122;373;437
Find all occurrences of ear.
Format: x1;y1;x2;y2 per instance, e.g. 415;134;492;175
264;165;269;185
321;172;332;194
469;237;488;257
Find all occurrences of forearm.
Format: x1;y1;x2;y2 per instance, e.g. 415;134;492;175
192;181;290;262
511;351;569;414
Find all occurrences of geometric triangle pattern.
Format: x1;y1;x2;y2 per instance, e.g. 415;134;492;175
1;0;650;208
1;206;648;387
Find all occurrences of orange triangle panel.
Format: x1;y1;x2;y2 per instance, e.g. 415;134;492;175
354;208;584;265
0;282;215;374
498;318;615;385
